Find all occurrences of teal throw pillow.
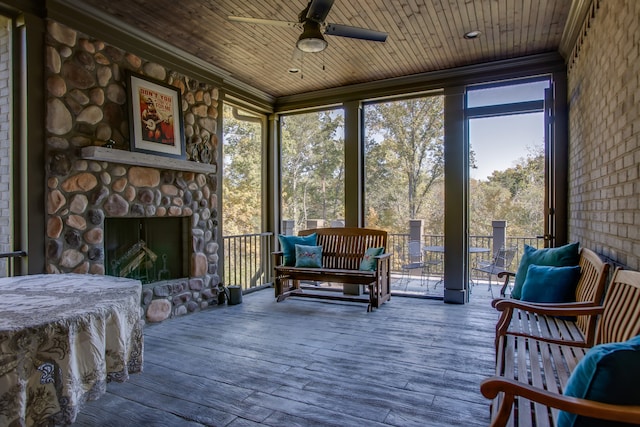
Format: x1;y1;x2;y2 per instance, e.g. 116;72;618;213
294;244;323;268
359;247;384;271
511;242;580;299
520;264;581;303
557;334;640;427
278;233;317;266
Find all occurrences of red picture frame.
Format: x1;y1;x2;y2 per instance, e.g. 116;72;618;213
126;71;186;159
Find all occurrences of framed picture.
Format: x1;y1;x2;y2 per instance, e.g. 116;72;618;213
126;71;186;159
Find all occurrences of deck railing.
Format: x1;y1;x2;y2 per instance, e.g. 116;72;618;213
223;232;273;292
222;232;543;291
390;234;544;279
0;251;26;278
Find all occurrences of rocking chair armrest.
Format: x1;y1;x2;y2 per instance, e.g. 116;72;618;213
374;252;392;273
491;297;597;308
492;300;604;349
493;298;605;317
523;301;598;309
480;377;640;426
272;251;284;265
496;271;516;297
491;297;508;308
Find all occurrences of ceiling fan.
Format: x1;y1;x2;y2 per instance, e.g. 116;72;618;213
228;0;388;53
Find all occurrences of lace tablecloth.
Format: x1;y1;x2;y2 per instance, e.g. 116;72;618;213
0;274;143;426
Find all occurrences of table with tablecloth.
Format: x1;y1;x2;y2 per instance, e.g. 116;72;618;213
0;274;143;426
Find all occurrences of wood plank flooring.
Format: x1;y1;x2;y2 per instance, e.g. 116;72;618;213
75;287;499;426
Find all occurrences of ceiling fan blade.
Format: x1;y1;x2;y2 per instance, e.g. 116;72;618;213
305;0;335;23
228;16;298;29
325;23;388;42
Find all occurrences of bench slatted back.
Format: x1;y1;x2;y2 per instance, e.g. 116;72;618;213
575;248;610;340
595;268;640;345
298;228;387;270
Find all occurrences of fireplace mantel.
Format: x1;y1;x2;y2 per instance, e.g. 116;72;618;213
81;146;217;174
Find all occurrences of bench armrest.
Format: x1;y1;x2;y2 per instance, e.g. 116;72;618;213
480;377;640;426
374;252;392;260
494;299;605;316
496;271;516;297
493;299;604;348
518;300;597;309
272;251;284;267
491;297;507;308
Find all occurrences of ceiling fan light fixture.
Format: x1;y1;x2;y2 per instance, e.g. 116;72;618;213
297;21;328;53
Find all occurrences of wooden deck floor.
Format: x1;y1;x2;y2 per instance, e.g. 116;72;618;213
75;287;499;426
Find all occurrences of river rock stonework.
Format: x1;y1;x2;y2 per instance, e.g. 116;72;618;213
44;21;221;322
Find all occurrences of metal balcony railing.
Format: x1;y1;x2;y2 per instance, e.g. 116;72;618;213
390;233;544;280
222;231;543;292
223;232;273;292
0;250;26;278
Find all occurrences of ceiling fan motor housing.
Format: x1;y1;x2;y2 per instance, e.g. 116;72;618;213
297;20;328;53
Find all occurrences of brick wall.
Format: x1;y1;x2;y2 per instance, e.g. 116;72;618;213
0;17;11;277
567;0;640;269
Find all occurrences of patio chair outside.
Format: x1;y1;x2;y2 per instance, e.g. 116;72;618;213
473;246;518;297
400;241;427;289
400;241;441;290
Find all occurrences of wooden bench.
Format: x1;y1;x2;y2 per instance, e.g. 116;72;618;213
481;268;640;427
273;227;392;312
492;248;610;351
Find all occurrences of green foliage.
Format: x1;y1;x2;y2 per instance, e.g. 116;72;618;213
487;146;544;197
222;97;544;241
222;105;263;235
364;96;445;234
281;110;345;231
469;147;545;237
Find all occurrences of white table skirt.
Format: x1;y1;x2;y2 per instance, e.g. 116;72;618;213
0;274;143;426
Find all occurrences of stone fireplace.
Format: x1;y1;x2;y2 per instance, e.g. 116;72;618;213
105;217;189;283
44;21;221;322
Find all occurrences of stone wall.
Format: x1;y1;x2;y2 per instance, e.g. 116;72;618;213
567;0;640;269
44;20;222;321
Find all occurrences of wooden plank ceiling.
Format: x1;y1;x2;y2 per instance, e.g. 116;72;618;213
79;0;572;98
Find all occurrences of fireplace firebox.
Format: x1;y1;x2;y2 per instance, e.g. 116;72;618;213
105;217;190;284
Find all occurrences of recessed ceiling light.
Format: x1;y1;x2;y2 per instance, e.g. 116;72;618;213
288;68;300;74
464;30;481;39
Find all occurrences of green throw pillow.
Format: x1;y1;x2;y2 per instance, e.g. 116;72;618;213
557;334;640;427
511;242;580;299
359;247;384;271
278;233;317;266
520;264;581;303
294;244;323;268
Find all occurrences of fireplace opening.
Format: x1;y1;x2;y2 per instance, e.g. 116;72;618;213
105;217;190;284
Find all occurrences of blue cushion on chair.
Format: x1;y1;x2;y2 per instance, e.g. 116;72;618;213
278;233;317;266
511;242;580;299
294;244;322;268
557;334;640;427
359;247;384;271
520;264;581;303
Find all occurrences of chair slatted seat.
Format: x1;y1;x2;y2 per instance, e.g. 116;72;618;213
493;248;610;350
482;268;640;427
